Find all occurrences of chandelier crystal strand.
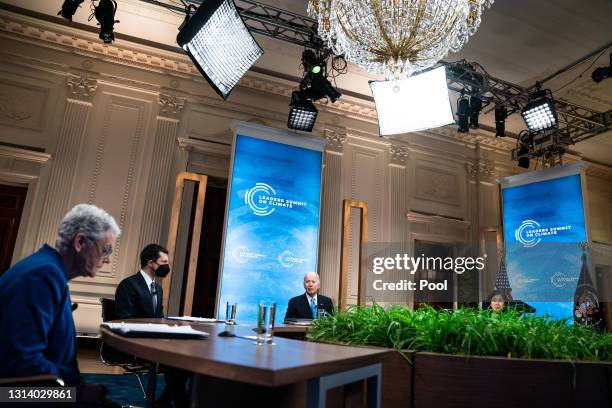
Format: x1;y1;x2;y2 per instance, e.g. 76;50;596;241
308;0;493;79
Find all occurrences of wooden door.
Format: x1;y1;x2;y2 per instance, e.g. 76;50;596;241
0;184;28;275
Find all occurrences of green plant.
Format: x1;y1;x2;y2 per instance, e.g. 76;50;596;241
307;305;612;361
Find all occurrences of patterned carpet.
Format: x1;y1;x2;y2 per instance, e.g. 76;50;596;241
81;373;166;407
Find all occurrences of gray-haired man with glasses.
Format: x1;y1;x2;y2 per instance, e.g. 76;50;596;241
0;204;121;406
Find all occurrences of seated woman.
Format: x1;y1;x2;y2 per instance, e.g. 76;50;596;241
484;290;509;312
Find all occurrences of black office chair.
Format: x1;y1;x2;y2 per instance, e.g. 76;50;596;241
99;298;149;399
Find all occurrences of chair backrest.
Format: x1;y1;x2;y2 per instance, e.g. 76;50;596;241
100;298;116;322
99;297;133;365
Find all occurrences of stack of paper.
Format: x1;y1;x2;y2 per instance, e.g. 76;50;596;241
102;322;208;338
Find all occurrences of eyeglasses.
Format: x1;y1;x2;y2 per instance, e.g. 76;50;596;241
87;238;113;258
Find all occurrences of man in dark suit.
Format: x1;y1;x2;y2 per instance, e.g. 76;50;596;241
114;244;168;320
0;204;121;406
285;272;334;321
114;244;188;407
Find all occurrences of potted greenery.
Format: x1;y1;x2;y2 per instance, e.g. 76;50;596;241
307;305;612;408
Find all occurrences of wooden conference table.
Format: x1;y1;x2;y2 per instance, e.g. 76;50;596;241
100;319;387;408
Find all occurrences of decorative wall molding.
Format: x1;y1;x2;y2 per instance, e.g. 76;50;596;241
584;163;612;182
0;144;50;163
324;128;347;152
66;75;97;102
0;91;32;122
136;115;180;258
319;150;343;301
466;160;496;182
35;97;91;249
0;79;49;131
0;145;50;264
177;137;231;158
389;143;408;165
407;211;471;229
415;166;460;206
158;93;186;119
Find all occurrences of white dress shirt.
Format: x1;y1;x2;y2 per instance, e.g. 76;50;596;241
140;270;154;290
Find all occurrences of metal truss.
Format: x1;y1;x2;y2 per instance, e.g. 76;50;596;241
553;99;611;143
233;0;322;49
141;1;611;147
443;60;611;146
140;0;321;49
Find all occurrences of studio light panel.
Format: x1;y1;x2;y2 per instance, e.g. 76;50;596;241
177;0;263;99
288;103;318;132
522;100;557;132
370;66;454;136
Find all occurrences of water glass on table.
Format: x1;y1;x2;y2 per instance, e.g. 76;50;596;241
225;302;237;327
256;301;276;345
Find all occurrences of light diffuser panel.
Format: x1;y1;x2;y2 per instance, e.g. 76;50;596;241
177;0;263;99
370;66;454;136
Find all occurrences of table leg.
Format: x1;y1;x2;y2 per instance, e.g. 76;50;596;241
307;363;381;408
189;373;199;408
145;362;158;408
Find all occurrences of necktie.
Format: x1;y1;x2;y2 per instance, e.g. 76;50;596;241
310;298;317;320
151;282;157;316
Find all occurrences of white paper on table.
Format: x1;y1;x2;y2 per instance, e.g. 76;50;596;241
167;316;220;323
102;322;209;337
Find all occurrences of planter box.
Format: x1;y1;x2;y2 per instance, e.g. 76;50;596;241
310;340;611;407
380;351;612;408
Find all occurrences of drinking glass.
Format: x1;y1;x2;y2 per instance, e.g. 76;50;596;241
256;301;276;345
225;302;237;326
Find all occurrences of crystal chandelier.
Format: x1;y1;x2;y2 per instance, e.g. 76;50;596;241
308;0;493;80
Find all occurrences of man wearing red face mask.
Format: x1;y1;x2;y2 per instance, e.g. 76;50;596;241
114;244;188;407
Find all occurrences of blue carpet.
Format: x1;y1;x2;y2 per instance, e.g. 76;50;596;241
81;373;165;407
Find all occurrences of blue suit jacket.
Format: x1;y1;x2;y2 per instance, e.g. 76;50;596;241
0;244;78;383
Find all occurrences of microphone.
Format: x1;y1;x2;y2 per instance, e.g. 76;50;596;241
71;303;78;312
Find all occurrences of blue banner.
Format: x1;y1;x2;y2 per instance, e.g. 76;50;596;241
502;169;587;321
217;132;323;323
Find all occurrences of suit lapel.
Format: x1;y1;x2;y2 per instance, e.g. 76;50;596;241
301;294;313;318
136;272;154;316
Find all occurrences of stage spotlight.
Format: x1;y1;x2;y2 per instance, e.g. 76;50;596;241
456;95;469;133
469;96;482;129
370;66;454;136
518;153;530;169
94;0;119;44
58;0;84;21
306;73;341;103
177;0;263;100
297;50;341;103
592;66;611;83
301;49;324;75
521;89;557;132
287;91;318;132
592;54;611;83
495;105;507;137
